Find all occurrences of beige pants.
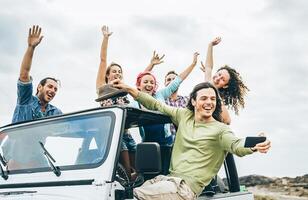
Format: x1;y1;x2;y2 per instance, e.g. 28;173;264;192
134;175;196;200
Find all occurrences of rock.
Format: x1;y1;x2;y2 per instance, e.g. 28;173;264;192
238;175;275;187
231;174;308;198
254;194;277;200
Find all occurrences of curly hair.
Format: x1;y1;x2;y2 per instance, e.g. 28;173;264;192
105;62;123;83
187;82;222;122
217;65;249;115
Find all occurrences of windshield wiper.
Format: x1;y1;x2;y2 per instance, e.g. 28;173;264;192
39;141;61;177
0;152;8;180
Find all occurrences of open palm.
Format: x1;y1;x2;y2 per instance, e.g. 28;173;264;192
28;25;43;47
151;51;165;66
211;37;221;46
102;25;113;37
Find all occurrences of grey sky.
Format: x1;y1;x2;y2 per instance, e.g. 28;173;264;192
0;0;307;177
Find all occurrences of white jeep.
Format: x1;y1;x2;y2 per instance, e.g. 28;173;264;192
0;106;253;199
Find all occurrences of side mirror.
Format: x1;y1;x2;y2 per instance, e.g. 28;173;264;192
135;142;161;174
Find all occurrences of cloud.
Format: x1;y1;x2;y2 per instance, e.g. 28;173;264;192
0;15;25;74
266;0;308;22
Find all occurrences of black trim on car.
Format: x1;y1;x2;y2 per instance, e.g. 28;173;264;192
224;153;240;192
0;179;94;189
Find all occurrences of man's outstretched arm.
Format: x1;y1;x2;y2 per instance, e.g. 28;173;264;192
113;79;179;122
19;25;44;82
220;130;271;156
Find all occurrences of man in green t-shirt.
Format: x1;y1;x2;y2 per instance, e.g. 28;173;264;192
114;81;271;200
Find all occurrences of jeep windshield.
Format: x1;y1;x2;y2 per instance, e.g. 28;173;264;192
0;111;115;174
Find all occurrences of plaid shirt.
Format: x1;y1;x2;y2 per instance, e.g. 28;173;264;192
165;95;189;135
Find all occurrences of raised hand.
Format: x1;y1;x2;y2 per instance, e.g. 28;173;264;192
28;25;43;48
102;25;113;38
96;25;113;89
191;52;200;66
144;51;165;71
200;37;221;78
178;52;200;81
210;37;221;46
150;51;165;66
19;25;44;82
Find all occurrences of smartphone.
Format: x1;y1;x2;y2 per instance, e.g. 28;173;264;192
244;136;266;148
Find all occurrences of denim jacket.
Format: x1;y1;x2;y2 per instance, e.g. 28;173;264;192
12;78;62;123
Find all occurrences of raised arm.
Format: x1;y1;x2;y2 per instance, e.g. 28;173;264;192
96;25;113;90
157;52;199;99
200;38;231;124
200;37;221;82
144;51;165;72
19;25;44;82
178;52;199;81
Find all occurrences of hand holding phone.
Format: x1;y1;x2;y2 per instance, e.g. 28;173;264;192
244;136;267;148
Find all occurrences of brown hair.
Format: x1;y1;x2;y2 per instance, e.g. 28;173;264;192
36;77;60;95
187;82;222;122
164;70;178;79
105;62;122;83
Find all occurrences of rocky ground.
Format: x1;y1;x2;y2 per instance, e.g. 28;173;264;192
239;174;308;200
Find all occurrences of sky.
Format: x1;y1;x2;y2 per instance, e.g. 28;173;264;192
0;0;307;178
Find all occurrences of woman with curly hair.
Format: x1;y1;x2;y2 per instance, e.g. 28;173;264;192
201;37;249;123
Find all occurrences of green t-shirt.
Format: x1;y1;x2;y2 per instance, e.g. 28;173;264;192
136;92;253;195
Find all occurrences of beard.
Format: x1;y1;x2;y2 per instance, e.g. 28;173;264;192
37;92;52;104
